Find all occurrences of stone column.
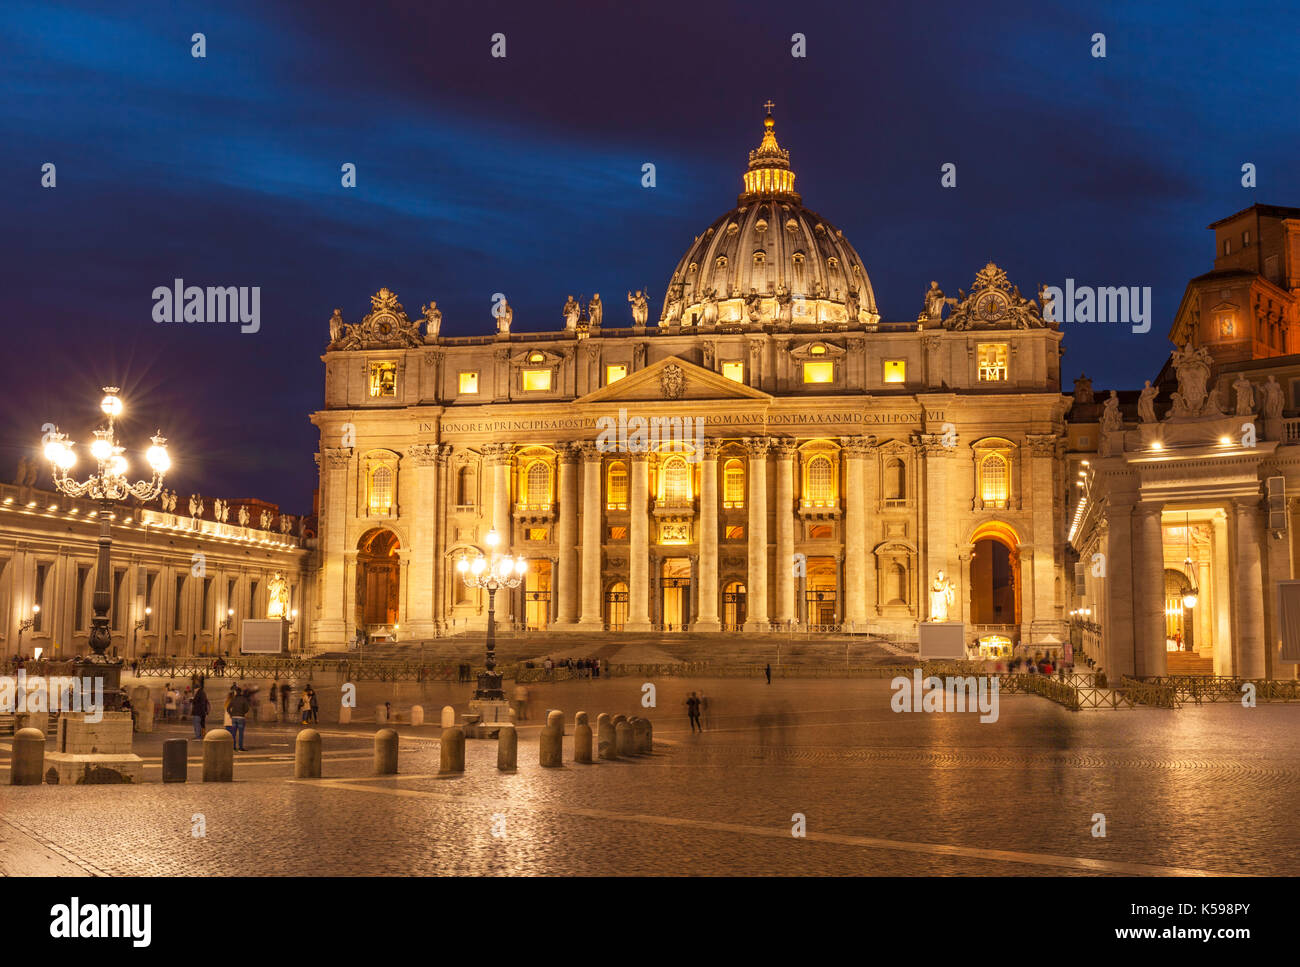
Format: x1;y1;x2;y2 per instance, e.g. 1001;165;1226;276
484;443;513;622
1133;504;1166;678
1234;497;1265;678
773;440;797;628
626;454;653;631
577;445;605;630
1212;512;1233;676
842;437;871;628
920;434;953;601
745;438;771;631
555;444;580;627
1102;503;1136;678
403;444;440;639
1026;435;1060;635
432;445;451;633
695;441;721;630
312;446;353;647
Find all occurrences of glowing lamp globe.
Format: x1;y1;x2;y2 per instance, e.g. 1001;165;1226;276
1182;591;1199;610
100;393;123;417
91;438;112;461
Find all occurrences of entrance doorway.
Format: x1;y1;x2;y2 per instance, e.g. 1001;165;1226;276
723;581;747;631
356;529;400;631
661;557;691;631
525;560;552;631
804;556;837;626
606;582;628;631
1164;568;1195;651
969;526;1020;625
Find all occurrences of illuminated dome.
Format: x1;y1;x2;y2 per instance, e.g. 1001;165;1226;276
660;107;879;329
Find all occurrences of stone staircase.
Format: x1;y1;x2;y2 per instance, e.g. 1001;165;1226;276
1166;651;1215;675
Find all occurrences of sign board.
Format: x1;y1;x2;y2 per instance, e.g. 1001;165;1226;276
1278;580;1300;663
241;619;288;655
918;622;966;660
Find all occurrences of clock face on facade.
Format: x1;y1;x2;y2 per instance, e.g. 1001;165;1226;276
976;291;1008;322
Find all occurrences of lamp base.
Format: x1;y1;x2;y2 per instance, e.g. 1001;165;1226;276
474;671;504;701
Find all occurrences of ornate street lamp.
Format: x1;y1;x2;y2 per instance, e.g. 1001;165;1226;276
17;604;39;654
44;386;169;704
456;528;526;700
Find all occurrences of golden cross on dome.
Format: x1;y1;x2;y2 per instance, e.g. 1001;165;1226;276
763;99;775;114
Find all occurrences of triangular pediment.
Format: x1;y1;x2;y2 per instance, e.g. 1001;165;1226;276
576;355;772;404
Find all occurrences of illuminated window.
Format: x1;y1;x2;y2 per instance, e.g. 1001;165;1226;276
606;364;627;384
607;525;628;540
753;250;766;265
809;344;826;355
808;524;833;539
527;528;548;541
522;369;552;392
977;344;1008;382
806;455;834;504
525;461;551;505
662;457;691;502
980;453;1009;504
723;459;745;507
883;360;906;383
803;361;834;384
607;462;628;510
459;371;479;394
725;525;745;540
527;351;545;364
369;361;397;398
722;361;745;383
369;466;394;516
1216;311;1236;338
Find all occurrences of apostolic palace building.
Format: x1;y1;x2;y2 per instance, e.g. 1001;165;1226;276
3;111;1299;682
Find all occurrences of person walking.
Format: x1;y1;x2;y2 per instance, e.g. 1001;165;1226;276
699;691;712;730
164;683;178;721
764;663;772;685
307;685;319;724
686;692;702;733
228;686;251;751
298;691;311;725
280;682;290;719
191;684;209;740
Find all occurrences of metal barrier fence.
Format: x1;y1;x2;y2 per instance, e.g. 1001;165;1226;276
1145;675;1300;704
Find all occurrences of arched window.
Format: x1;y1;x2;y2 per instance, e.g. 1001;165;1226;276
807;455;834;504
526;461;551;505
981;453;1009;505
457;466;475;506
607;462;628;510
663;457;691;502
723;458;745;508
887;562;907;605
369;466;394;516
884;458;906;502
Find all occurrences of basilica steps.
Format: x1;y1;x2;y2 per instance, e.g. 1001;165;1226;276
1165;651;1215;675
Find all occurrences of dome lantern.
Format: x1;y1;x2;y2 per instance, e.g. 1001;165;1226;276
740;103;800;203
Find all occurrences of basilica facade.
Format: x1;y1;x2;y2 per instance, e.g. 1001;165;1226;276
310;111;1072;652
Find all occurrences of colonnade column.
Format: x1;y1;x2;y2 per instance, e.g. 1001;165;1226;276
774;440;797;628
694;441;721;630
1133;503;1166;678
1102;502;1136;679
555;444;580;627
1211;512;1233;676
1234;497;1265;678
312;446;353;647
403;444;439;639
744;438;771;632
432;444;451;634
842;437;870;628
626;454;653;632
577;444;605;630
1027;435;1060;633
920;434;953;609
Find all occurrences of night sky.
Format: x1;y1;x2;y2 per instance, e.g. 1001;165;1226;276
3;0;1298;513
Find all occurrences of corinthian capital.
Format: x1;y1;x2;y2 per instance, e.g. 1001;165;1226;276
405;443;440;466
772;438;798;458
839;435;877;456
742;437;772;458
481;442;513;465
321;447;353;469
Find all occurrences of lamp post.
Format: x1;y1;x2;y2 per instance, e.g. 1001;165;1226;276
456;529;526;700
44;386;169;706
17;604;39;654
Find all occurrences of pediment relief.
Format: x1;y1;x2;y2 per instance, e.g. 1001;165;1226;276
575;355;772;404
789;340;847;361
512;348;565;366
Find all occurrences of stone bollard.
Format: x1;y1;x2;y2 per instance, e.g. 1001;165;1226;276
203;728;234;782
14;711;48;735
546;710;564;735
632;717;650;755
497;724;517;771
410;705;424;726
574;712;593;764
539;726;562;767
10;727;45;785
597;713;617;760
374;728;398;775
441;705;456;729
339;705;352;725
615;720;633;757
162;738;188;783
135;697;156;734
440;727;465;773
375;704;388;726
295;729;322;778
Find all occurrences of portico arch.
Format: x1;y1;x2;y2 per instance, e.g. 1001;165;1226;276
968;520;1021;625
356;528;400;631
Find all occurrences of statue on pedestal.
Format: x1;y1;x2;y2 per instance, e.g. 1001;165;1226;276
1262;374;1285;420
1233;373;1256;415
562;296;581;331
628;290;649;327
588;293;603;329
420;302;442;339
1138;381;1158;424
495;298;513;334
928;571;954;623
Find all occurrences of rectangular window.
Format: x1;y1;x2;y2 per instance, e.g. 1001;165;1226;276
1243;230;1251;246
808;523;833;540
368;361;398;398
606;364;627;384
607;525;628;541
146;572;157;630
883;360;906;383
75;564;91;630
226;578;237;627
201;577;213;631
725;525;745;540
1223;239;1231;256
112;568;127;632
522;369;552;391
173;574;186;631
977;344;1008;382
248;580;259;620
527;528;548;541
34;563;49;632
802;361;834;384
458;371;479;394
721;361;745;383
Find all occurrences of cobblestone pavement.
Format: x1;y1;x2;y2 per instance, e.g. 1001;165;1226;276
1;677;1297;876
